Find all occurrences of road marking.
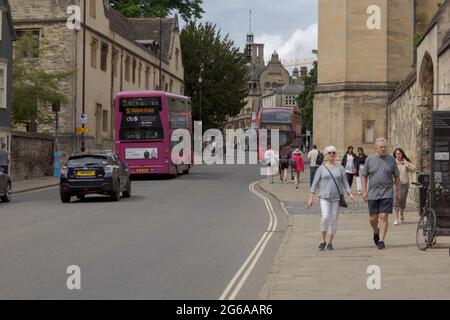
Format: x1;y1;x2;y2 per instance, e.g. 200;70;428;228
16;185;59;194
219;180;278;300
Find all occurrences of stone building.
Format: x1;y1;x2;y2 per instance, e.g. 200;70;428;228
225;31;294;130
10;0;184;152
314;0;441;157
0;0;15;151
262;84;304;109
388;0;450;173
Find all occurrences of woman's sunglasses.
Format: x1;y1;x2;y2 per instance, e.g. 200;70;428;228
327;152;337;155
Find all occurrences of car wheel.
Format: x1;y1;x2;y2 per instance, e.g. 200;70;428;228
1;182;12;203
122;181;131;198
60;192;71;203
110;182;120;202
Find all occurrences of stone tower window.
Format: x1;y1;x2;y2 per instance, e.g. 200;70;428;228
132;59;137;84
100;42;108;72
90;0;96;18
124;56;130;82
364;121;375;144
90;38;99;69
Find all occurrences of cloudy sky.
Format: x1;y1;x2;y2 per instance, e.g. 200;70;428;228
200;0;318;67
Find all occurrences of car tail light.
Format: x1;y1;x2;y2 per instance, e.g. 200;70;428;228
104;165;114;174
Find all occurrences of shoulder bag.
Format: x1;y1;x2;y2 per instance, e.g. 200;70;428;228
324;165;348;208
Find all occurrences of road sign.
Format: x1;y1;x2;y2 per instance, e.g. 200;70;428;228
76;127;89;134
306;130;311;136
79;113;88;125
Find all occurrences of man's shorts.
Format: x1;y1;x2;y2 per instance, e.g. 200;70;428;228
368;198;393;215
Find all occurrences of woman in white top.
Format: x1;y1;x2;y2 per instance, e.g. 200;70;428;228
393;148;416;225
341;146;358;188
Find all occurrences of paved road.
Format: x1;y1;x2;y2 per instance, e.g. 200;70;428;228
0;163;287;299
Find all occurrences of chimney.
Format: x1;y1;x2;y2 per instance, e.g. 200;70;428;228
300;67;308;80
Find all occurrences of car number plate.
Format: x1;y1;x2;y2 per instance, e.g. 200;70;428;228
77;170;96;177
136;168;151;173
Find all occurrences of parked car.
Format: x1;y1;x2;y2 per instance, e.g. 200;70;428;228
0;167;12;203
60;152;131;203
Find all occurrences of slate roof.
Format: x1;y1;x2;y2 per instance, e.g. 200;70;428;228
104;5;178;62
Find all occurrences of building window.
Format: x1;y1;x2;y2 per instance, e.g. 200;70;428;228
132;59;137;84
91;38;99;69
364;121;375;144
102;110;108;132
165;83;169;92
138;63;142;87
90;0;96;18
0;63;6;109
124;55;130;82
100;42;108;72
175;48;180;71
112;50;118;77
16;30;40;59
145;66;150;90
169;79;173;93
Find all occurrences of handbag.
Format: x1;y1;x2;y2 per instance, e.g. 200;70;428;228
324;165;348;208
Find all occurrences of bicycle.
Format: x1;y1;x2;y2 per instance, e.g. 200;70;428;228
412;182;449;251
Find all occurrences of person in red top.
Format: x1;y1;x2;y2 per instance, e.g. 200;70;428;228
291;148;305;189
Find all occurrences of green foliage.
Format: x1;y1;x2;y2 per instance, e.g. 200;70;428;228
13;33;70;124
297;61;317;133
110;0;204;22
181;22;248;130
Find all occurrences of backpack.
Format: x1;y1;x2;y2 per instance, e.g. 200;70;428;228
316;151;324;166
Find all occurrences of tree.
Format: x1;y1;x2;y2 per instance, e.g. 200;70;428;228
110;0;204;22
181;22;248;130
297;60;317;134
13;32;70;125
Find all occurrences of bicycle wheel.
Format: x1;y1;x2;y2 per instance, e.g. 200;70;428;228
416;208;437;251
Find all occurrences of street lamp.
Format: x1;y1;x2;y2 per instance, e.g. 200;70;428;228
198;63;204;121
81;0;87;152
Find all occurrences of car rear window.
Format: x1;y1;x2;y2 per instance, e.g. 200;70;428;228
66;156;109;167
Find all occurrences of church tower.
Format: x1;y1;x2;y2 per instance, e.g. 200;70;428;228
313;0;441;154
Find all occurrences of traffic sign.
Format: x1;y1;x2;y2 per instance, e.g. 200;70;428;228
306;130;311;137
76;127;89;134
79;113;88;125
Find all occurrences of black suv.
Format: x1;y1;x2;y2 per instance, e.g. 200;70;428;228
60;152;131;203
0;167;12;203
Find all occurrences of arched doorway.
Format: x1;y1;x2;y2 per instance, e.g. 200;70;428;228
417;52;434;172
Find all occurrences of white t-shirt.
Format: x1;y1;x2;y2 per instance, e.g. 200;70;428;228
345;154;355;174
308;149;319;166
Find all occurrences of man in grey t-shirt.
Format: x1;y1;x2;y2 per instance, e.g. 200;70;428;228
0;143;10;174
362;138;401;250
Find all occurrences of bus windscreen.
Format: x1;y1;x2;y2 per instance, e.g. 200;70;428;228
119;97;164;141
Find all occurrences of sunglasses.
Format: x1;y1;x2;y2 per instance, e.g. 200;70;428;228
327;152;337;155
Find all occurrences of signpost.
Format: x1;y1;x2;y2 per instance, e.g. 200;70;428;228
432;111;450;236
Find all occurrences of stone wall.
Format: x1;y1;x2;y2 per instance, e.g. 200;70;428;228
10;131;55;181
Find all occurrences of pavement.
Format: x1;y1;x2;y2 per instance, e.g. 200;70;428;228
12;176;59;194
258;166;450;299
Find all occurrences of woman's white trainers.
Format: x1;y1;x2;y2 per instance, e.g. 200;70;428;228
393;220;399;226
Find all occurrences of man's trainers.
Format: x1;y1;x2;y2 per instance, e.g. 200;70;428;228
393;220;399;226
373;228;380;245
377;241;386;250
319;242;326;251
326;244;334;251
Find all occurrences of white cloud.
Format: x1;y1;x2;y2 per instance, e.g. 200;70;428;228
255;23;318;69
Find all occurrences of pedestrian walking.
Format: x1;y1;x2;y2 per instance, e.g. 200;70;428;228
0;143;10;175
308;145;320;187
341;146;358;188
264;144;278;184
288;144;296;180
392;148;416;226
291;148;305;189
307;146;355;251
362;138;402;250
279;147;290;183
356;147;368;195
